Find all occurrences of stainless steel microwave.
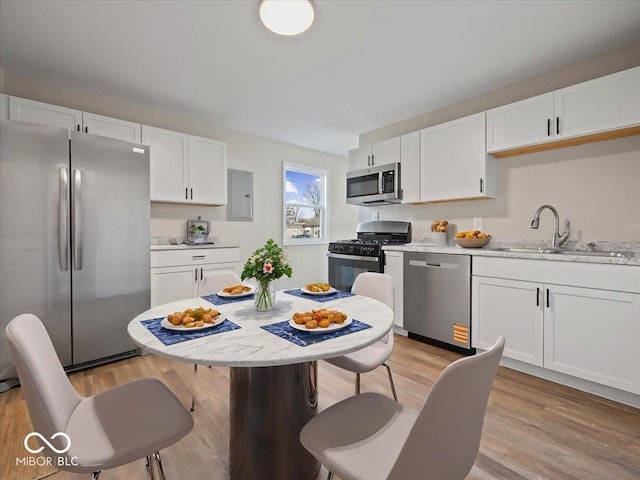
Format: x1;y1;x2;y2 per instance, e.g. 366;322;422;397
346;162;401;205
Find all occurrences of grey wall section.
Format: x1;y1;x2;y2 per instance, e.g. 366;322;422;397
356;41;640;243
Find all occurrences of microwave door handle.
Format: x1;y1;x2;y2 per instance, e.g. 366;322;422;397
379;171;384;195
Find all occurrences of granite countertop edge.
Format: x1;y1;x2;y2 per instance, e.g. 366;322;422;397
151;243;240;251
383;241;640;266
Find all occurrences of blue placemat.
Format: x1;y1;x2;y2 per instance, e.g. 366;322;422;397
282;288;355;303
141;317;240;346
201;293;255;306
261;319;371;347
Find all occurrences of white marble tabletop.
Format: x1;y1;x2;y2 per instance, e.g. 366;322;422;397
127;291;394;368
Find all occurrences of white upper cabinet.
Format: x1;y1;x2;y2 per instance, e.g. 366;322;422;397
10;96;82;131
399;131;420;203
142;126;189;203
188;135;227;205
487;67;640;156
8;96;142;143
142;125;228;205
420;112;495;202
554;67;640;139
82;112;141;143
348;136;400;171
486;93;554;152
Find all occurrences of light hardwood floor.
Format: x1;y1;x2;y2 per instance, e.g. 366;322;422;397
1;335;639;480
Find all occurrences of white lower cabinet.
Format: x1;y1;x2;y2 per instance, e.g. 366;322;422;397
150;248;239;307
472;276;543;366
472;257;640;395
384;251;403;328
544;285;638;393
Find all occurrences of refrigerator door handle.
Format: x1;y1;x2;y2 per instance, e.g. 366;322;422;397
59;167;69;271
72;168;83;270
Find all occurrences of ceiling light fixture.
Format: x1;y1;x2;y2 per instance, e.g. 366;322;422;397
260;0;315;36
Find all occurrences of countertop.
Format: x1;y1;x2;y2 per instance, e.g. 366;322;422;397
150;243;239;251
384;240;640;266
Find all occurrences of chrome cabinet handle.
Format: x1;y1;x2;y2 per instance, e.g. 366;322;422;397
59;167;69;271
72;169;82;270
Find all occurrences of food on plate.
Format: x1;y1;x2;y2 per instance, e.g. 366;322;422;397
431;219;449;233
304;282;331;292
167;307;220;328
455;230;492;239
222;284;252;295
291;308;348;330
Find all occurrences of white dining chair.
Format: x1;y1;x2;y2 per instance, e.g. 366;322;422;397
301;336;505;480
324;272;398;400
190;270;242;411
6;313;194;480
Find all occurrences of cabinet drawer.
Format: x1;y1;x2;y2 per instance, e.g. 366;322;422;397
151;248;240;268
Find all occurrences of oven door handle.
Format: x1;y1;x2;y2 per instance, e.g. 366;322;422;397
327;252;380;262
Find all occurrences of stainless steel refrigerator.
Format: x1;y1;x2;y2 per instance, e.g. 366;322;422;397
0;119;150;391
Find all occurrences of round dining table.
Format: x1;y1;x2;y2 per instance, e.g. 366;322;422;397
127;288;394;480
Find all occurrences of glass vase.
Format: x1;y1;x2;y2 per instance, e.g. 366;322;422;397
255;280;276;312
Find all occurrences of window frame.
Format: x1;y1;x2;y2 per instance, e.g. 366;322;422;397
282;162;329;246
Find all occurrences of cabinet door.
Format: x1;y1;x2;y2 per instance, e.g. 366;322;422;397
554;67;640;139
83;112;141;143
9;96;82;132
544;285;640;393
472;276;543;366
420;113;489;202
400;132;420;203
486;93;554;152
371;137;400;166
383;251;403;328
197;264;240;297
150;266;197;307
348;145;373;172
188;135;227;205
142;125;188;202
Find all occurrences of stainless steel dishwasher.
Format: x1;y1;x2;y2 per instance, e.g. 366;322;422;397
404;252;473;354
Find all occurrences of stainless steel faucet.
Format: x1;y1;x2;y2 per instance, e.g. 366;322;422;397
530;204;570;248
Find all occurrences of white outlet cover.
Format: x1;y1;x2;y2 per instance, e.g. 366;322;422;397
473;217;483;230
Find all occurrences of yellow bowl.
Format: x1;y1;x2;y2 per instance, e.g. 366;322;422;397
455;237;491;248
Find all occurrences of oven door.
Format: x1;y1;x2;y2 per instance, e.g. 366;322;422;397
327;253;383;292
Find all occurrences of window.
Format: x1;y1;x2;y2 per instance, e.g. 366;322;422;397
283;163;328;245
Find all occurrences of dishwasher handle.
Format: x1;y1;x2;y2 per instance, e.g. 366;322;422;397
408;259;461;270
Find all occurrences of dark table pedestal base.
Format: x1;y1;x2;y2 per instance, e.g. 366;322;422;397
230;362;319;480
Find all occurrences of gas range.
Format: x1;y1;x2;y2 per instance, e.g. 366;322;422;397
328;221;412;258
328;239;408;257
327;221;411;292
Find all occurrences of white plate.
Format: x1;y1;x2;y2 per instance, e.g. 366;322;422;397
300;286;337;296
216;286;254;298
161;314;224;331
288;316;352;333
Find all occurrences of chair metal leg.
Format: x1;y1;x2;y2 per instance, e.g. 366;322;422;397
383;362;398;401
153;451;167;480
355;372;360;395
91;471;102;480
145;455;153;479
191;364;198;412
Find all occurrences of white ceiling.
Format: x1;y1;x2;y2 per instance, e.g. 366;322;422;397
2;1;640;157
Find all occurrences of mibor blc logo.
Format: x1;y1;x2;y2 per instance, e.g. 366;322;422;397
16;431;79;467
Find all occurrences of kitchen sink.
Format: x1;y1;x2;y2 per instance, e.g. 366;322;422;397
486;247;633;258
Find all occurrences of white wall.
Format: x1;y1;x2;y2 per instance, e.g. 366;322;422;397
0;71;360;288
359;41;640;244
